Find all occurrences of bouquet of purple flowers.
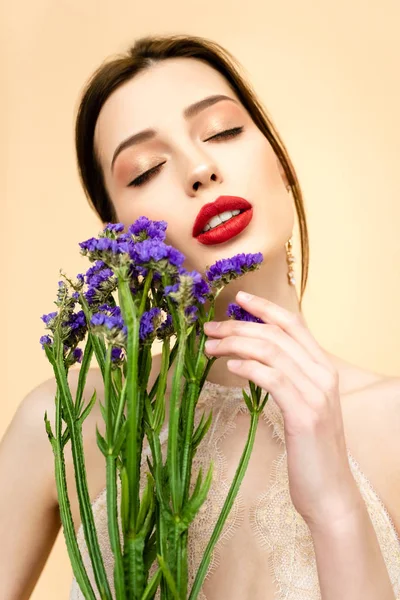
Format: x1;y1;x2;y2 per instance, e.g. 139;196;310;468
40;217;268;600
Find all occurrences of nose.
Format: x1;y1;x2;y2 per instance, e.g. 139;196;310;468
185;156;223;196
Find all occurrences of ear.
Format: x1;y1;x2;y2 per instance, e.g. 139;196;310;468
276;157;290;191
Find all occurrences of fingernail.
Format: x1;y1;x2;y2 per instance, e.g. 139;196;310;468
237;291;253;302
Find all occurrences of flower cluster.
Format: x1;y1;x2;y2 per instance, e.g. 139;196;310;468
90;304;127;345
79;220;187;289
130;239;185;275
226;303;263;324
127;216;167;242
205;252;263;289
164;269;211;326
84;261;118;307
40;279;88;367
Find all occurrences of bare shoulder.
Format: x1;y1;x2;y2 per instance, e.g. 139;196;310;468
342;373;400;536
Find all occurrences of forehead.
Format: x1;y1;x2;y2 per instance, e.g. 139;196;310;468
94;58;239;162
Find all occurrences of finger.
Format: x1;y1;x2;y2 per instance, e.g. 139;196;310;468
204;320;323;385
205;335;324;406
235;291;332;369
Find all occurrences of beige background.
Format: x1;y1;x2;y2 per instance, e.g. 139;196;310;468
2;0;400;596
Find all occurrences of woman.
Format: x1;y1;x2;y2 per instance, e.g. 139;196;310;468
1;34;400;599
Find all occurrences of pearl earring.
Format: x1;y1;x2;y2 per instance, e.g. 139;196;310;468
286;237;296;286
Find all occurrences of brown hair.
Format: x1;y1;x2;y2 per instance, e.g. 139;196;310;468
75;34;309;303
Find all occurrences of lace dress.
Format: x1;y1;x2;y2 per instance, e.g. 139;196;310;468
70;380;400;599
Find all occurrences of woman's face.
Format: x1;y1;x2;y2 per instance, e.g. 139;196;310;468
94;57;294;273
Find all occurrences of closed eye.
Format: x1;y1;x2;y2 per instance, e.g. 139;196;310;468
128;162;166;187
205;126;244;141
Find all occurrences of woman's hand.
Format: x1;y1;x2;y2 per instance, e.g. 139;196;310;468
203;291;362;532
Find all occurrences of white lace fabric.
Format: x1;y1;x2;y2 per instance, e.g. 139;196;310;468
70;381;400;599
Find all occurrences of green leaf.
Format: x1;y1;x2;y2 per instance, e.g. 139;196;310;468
96;426;107;456
144;394;155;429
137;473;155;531
44;410;55;442
183;463;213;523
189;468;203;502
78;390;97;426
259;391;270;413
61;427;71;448
192;411;212;449
143;531;158;572
242;389;253;413
75;336;94;414
98;399;106;422
140;568;162;600
113;420;127;457
157;554;180;600
120;465;130;535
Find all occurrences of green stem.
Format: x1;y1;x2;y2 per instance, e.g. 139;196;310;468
188;410;260;600
51;344;112;599
139;270;153;316
75;336;94;415
181;304;217;503
50;386;97;600
113;376;128;442
167;314;187;513
176;529;188;598
103;345;126;597
118;279;141;530
149;339;179;402
106;455;126;599
181;381;200;503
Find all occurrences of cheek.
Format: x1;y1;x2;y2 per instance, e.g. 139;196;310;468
252;138;284;188
249;137;295;237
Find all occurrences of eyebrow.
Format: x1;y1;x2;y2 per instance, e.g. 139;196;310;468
110;93;238;172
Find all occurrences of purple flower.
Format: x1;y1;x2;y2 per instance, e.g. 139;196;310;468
73;348;83;363
85;260;106;280
127;217;167;241
103;223;125;234
139;307;162;342
41;311;58;326
79;237;98;253
79;230;131;269
64;310;86;332
164;270;210;308
184;305;198;323
131;240;168;263
226;303;263;324
128;240;185;279
167;247;186;268
206;252;263;287
84;261;117;306
40;335;53;348
91;305;127;337
164;283;179;296
180;269;211;304
111;346;124;363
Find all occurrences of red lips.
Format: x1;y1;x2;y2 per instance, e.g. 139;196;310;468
192;196;253;238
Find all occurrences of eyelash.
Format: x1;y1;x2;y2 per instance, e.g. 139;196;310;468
128;126;244;188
